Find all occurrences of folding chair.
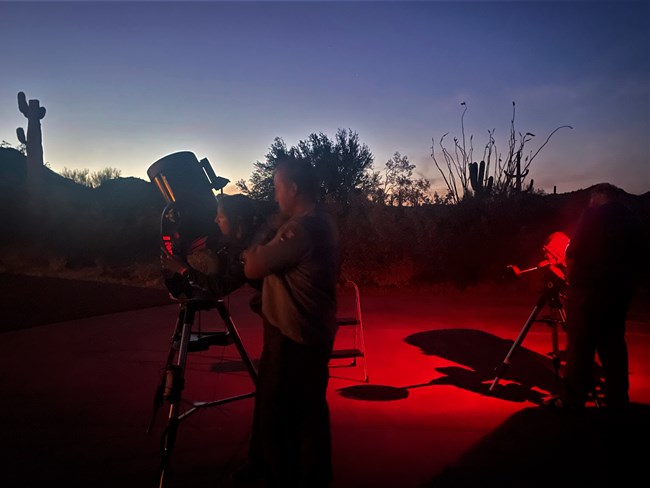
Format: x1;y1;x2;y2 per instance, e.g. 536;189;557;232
330;279;368;382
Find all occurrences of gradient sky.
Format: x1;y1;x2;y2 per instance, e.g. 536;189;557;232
1;0;648;195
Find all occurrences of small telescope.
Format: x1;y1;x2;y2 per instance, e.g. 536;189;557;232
506;231;570;285
490;231;571;392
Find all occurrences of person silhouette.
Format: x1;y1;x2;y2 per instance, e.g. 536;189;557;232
550;183;644;411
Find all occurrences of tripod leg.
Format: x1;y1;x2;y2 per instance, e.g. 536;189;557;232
158;305;195;488
172;300;257;422
217;301;258;385
551;314;561;380
550;302;601;407
489;302;545;392
148;305;186;433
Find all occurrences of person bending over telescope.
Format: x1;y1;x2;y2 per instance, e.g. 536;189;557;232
547;183;644;411
161;193;267;300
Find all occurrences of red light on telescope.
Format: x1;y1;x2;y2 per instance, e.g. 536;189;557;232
542;231;570;268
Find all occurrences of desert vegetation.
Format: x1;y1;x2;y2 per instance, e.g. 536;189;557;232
1;93;648;290
2;142;648;290
58;166;122;188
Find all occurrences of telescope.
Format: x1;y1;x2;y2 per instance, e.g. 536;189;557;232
506;231;570;287
147;151;238;299
146;151;260;487
490;231;571;393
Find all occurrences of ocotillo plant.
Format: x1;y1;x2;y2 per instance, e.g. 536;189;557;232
16;91;46;182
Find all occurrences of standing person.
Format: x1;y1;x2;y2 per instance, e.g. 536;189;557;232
550;183;643;411
240;157;339;488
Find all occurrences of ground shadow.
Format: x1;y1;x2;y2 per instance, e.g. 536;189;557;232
423;403;650;487
338;328;565;403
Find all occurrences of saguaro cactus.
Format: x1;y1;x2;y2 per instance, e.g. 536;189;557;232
504;151;529;192
16;91;46;181
469;160;493;196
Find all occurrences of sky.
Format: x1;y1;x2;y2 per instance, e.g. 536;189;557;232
1;0;648;196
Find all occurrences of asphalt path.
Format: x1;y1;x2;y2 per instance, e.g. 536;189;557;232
2;276;649;488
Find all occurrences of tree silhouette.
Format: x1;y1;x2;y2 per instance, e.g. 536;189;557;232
236;129;376;204
379;152;431;206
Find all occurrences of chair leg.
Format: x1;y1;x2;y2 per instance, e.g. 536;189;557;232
331;280;369;382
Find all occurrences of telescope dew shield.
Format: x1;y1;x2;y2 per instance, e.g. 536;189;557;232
148;151;221;212
147;151;228;248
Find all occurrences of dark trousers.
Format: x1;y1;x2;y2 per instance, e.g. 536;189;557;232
249;320;334;488
562;286;630;408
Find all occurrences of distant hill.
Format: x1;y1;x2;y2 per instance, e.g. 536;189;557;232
0;147;166;284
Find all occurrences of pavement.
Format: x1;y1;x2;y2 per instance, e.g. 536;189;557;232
1;278;650;488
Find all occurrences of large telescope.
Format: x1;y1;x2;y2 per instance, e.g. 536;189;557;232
147;151;230;298
147;151;229;248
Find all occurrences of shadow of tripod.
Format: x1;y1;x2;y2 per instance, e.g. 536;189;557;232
489;265;568;394
147;294;258;488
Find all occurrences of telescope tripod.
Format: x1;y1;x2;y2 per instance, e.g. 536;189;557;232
147;296;258;488
489;276;566;393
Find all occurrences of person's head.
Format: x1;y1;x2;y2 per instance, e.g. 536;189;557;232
215;194;259;243
589;183;621;208
273;158;319;217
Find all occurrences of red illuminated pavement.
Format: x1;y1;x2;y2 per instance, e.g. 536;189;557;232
1;282;649;488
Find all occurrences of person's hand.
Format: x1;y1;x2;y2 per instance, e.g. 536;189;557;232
161;250;188;276
187;249;220;276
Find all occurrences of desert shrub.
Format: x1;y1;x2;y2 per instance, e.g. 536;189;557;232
332;191;613;288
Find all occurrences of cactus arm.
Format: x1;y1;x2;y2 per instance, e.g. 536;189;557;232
17;127;26;144
18;92;28;116
469;162;478;186
526;179;534;192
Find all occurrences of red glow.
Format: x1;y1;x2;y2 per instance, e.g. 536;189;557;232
162;235;173;255
542;231;570;268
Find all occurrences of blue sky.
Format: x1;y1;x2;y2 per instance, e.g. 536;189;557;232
1;0;648;195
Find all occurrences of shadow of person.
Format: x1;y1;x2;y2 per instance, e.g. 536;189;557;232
337;328;565;404
423;403;650;487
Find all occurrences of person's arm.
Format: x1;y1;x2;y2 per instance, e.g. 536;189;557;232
242;246;270;280
242;220;311;280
